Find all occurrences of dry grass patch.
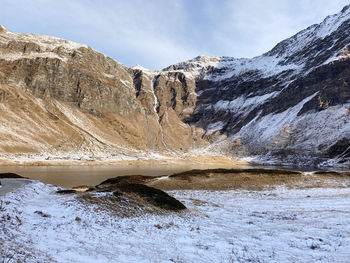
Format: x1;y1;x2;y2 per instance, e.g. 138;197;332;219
147;168;350;191
148;169;302;191
75;192;184;218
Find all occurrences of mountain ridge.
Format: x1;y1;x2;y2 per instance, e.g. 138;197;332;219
0;5;350;167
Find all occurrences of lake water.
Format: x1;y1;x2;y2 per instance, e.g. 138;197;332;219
0;162;339;189
0;163;246;188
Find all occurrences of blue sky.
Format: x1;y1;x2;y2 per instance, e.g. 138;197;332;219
0;0;349;69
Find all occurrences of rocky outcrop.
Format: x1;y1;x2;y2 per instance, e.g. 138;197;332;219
0;27;207;160
0;5;350;166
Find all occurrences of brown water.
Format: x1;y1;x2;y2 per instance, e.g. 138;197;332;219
0;164;240;188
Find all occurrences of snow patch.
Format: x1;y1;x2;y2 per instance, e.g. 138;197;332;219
0;51;67;62
316;6;350;39
207;91;280;116
206;121;225;135
238;92;319;143
103;73;115;79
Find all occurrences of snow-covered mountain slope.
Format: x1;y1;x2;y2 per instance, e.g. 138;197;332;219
161;5;350;166
0;5;350;166
165;5;350;83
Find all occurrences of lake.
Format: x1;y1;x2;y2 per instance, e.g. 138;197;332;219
0;163;246;188
0;161;336;189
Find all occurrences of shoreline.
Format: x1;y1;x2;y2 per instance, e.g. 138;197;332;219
0;154;247;167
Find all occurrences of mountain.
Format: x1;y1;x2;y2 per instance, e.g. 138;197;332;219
0;24;209;162
0;6;350;166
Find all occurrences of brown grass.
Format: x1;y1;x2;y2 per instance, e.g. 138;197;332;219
314;170;350;176
75;192;185;218
146;169;350;191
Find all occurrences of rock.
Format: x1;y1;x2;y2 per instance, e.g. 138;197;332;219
56;189;77;194
34;210;51;218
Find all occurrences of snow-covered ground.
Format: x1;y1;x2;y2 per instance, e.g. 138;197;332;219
1;181;350;262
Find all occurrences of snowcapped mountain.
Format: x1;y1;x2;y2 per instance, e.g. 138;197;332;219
165;5;350;82
162;5;350;166
0;5;350;166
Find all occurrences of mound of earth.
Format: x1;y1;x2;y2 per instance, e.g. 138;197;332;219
95;176;186;211
0;173;25;178
113;183;186;211
98;174;161;187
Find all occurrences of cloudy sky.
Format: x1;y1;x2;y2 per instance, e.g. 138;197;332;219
1;0;349;69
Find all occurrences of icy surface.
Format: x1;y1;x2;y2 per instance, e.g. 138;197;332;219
1;181;350;262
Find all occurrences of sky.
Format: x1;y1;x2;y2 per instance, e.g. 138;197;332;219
0;0;349;69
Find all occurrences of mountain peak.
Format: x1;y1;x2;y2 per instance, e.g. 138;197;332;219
341;4;350;13
0;24;9;33
131;64;150;71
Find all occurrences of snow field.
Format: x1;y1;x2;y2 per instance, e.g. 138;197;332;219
1;181;350;262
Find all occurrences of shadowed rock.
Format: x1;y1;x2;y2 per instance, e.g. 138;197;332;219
97;175;186;211
98;175;162;186
0;173;25;178
56;189;77;194
113;183;186;211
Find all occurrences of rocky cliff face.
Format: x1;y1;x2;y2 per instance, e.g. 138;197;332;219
0;25;207;161
0;5;350;166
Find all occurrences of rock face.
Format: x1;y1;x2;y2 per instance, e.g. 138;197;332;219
0;26;207;160
0;5;350;166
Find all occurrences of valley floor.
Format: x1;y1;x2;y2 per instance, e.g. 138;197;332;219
1;180;350;262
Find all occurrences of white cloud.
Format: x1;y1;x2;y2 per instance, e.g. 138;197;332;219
207;0;350;58
0;0;349;69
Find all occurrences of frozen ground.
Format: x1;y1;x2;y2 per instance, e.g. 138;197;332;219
1;181;350;262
